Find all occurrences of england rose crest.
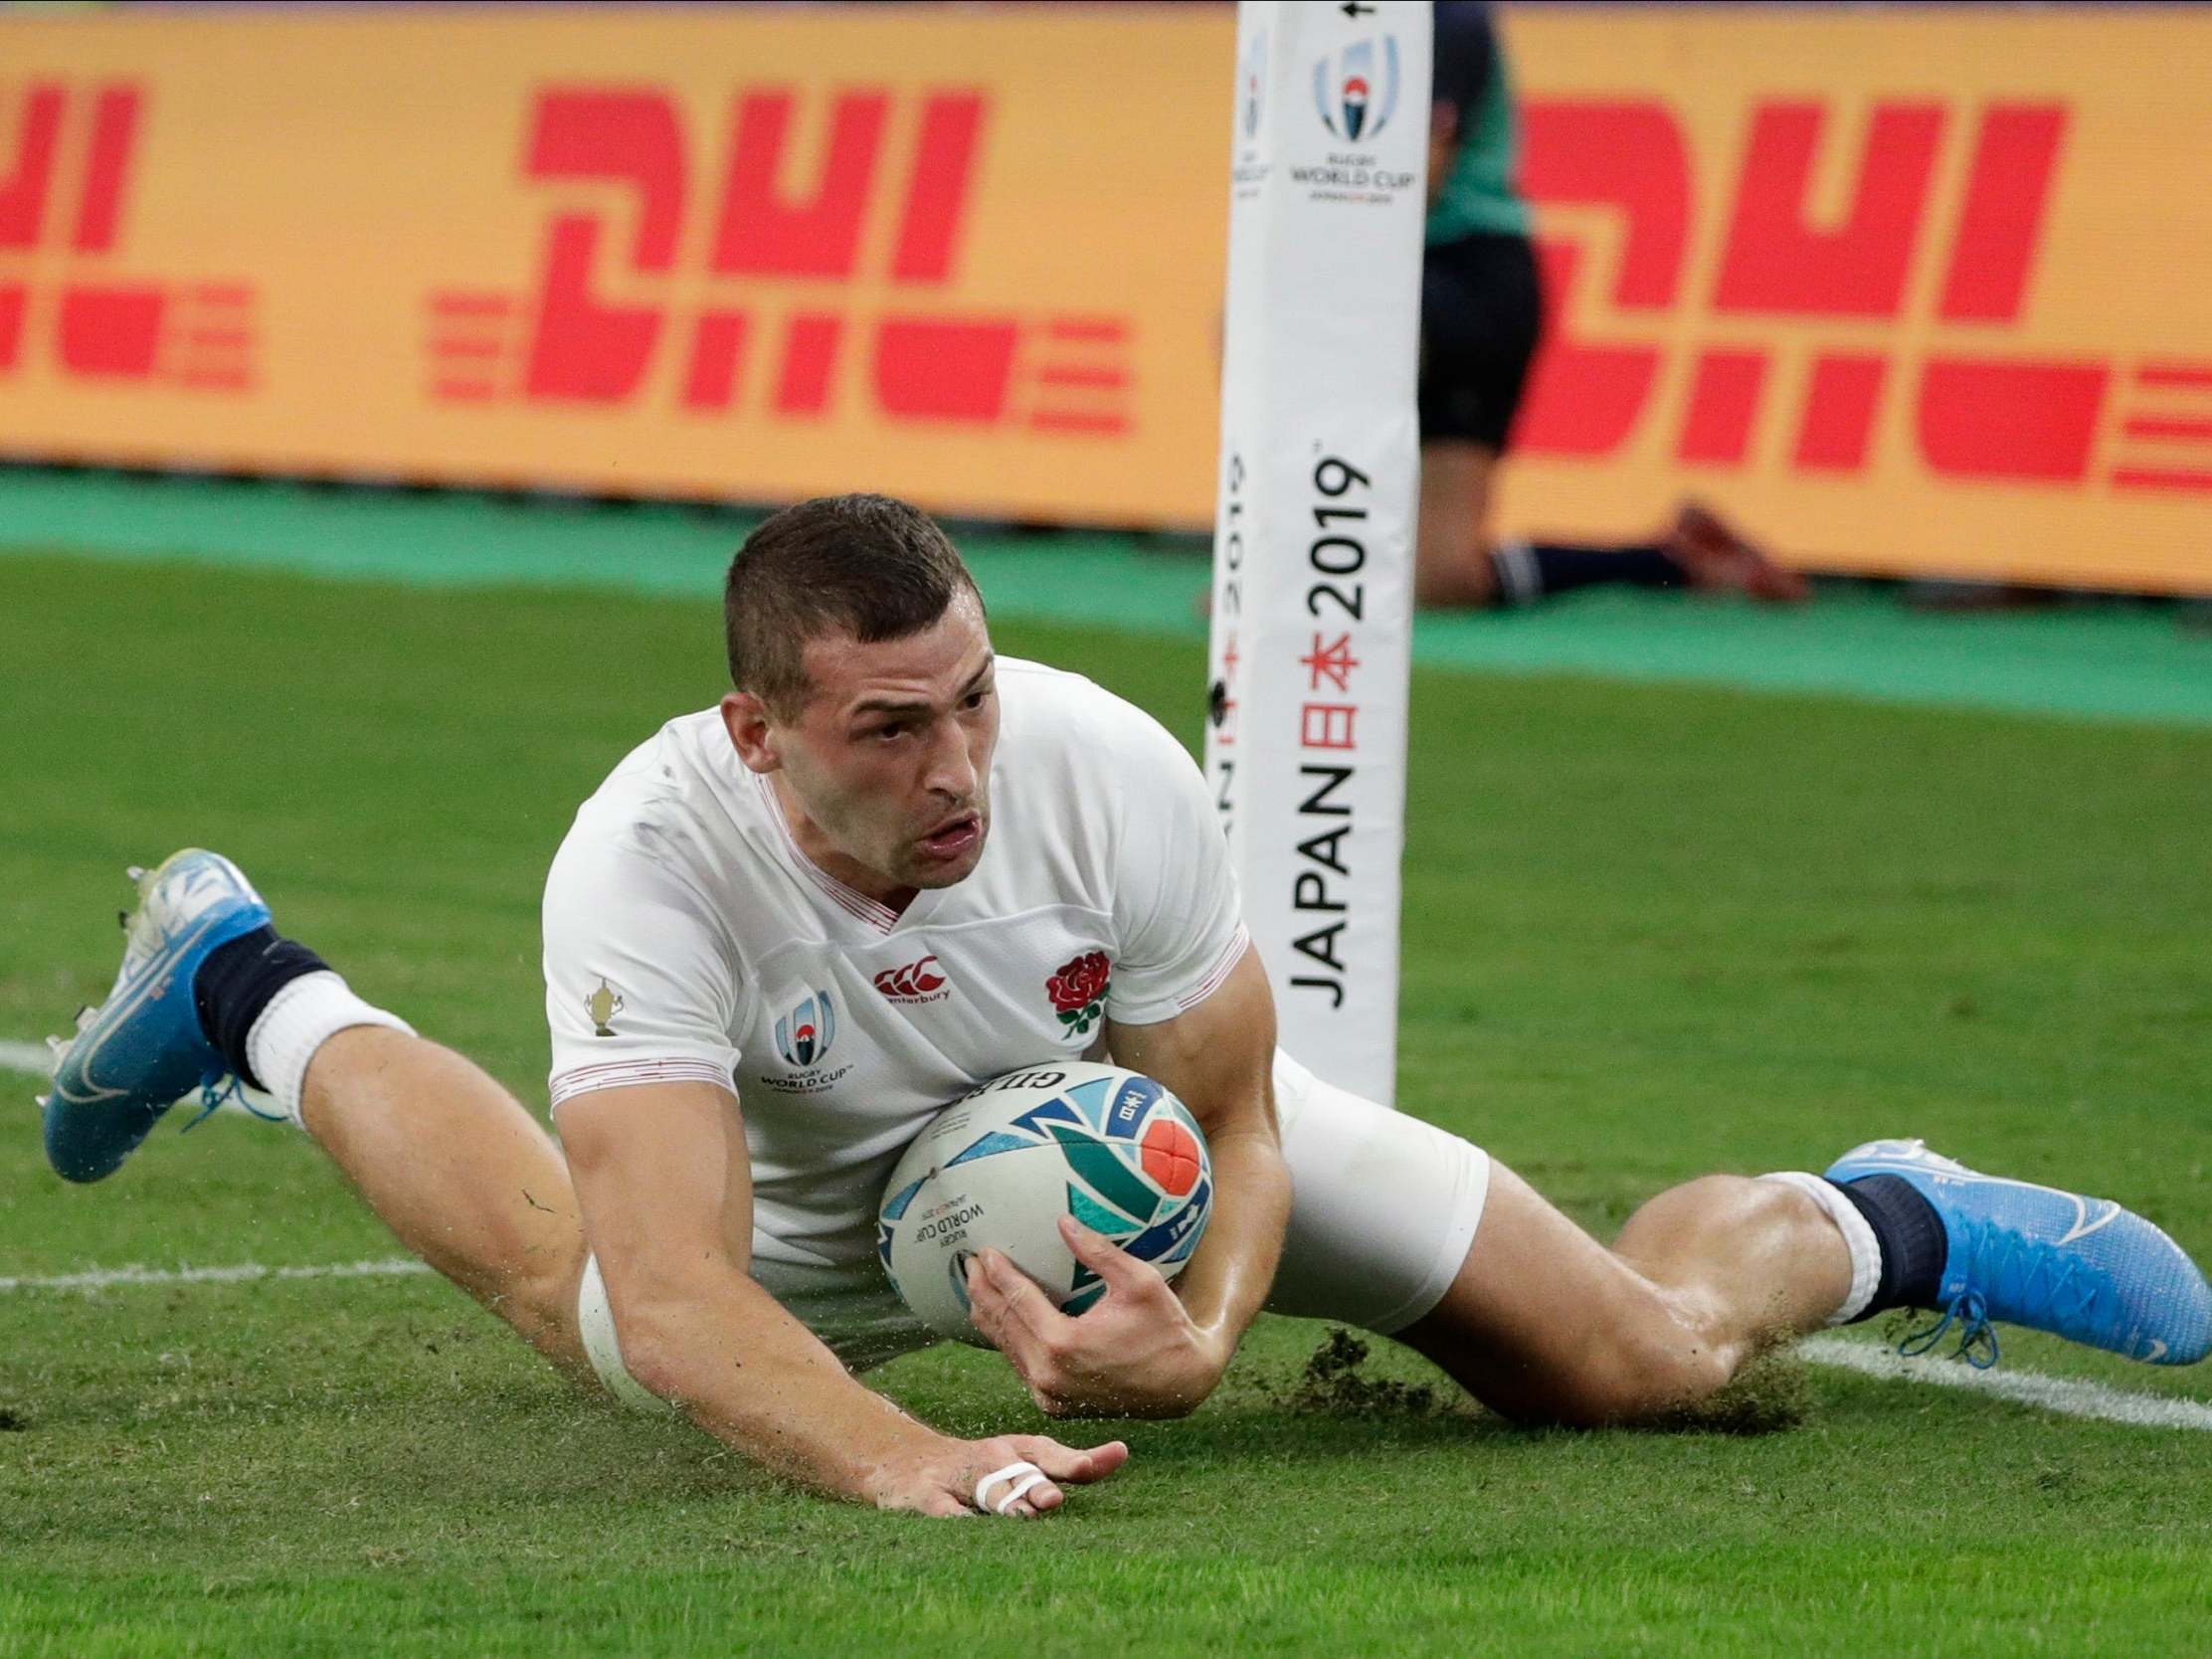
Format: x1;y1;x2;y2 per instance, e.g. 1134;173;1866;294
1046;950;1111;1035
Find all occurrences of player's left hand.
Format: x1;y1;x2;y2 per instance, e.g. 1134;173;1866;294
966;1216;1230;1419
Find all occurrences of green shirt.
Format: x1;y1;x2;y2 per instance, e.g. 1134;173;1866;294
1425;4;1532;244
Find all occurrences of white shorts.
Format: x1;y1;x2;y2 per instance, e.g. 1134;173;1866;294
578;1052;1491;1407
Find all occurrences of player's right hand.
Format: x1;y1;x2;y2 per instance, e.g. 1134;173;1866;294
870;1433;1130;1519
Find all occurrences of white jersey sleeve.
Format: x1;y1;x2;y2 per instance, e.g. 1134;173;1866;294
1102;704;1249;1024
543;810;746;1109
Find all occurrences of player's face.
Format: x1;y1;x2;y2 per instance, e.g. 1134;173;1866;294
739;593;1000;902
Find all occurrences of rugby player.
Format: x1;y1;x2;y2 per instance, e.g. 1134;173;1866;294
43;495;2211;1519
1416;1;1807;608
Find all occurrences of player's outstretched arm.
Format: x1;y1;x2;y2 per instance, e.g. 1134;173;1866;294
559;1079;1127;1516
969;946;1290;1418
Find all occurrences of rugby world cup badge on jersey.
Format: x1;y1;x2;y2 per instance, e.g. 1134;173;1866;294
775;990;834;1066
763;988;852;1093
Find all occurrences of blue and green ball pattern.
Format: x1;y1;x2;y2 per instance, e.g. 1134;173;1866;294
880;1071;1211;1319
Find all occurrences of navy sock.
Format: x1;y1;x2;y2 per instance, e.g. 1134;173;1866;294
1829;1175;1948;1317
192;926;330;1090
1488;541;1681;605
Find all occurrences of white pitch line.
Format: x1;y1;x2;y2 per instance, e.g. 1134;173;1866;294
0;1039;53;1077
1800;1335;2212;1431
0;1259;2204;1434
0;1257;434;1294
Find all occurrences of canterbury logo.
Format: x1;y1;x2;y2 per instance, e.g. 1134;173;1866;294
874;955;948;1002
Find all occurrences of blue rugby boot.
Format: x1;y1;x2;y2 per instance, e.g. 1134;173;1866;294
41;850;272;1183
1826;1138;2212;1368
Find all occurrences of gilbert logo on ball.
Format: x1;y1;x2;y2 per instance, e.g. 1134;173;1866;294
876;1061;1212;1344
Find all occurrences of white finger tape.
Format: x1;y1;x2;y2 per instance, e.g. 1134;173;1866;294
974;1460;1047;1515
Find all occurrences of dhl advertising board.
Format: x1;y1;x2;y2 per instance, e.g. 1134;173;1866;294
0;8;1230;525
1492;7;2212;596
3;7;2211;592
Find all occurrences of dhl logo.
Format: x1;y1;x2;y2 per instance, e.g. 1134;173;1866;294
426;88;1132;437
0;83;256;393
1518;96;2212;495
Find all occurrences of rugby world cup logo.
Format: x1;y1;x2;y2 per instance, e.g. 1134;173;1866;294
775;990;836;1068
1240;29;1267;141
1312;36;1400;142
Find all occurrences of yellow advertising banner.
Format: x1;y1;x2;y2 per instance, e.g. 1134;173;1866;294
0;7;1231;525
1491;7;2212;595
3;7;2211;592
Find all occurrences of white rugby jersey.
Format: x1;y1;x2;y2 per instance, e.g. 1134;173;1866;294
542;657;1249;1273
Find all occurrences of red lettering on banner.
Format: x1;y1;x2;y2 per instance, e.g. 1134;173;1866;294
0;84;65;250
426;292;521;401
1300;704;1358;751
2132;363;2212;390
59;285;163;375
429;86;1132;439
775;312;842;415
710;90;886;277
1214;630;1239;748
1794;354;1887;471
0;81;257;392
528;90;686;270
2107;359;2212;493
2110;468;2212;493
1516;91;2164;499
72;87;138;253
1514;99;1686;456
1028;316;1131;434
522;91;684;403
1917;358;2108;482
682;309;749;411
1678;349;1768;465
1716;100;1944;318
526;217;663;402
1521;99;1689;307
1299;633;1360;695
873;316;1017;421
0;284;22;370
1516;243;1663;458
892;92;986;282
1939;105;2066;323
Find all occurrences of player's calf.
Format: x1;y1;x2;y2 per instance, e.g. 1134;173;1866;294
45;849;597;1382
1400;1166;1789;1427
298;1025;595;1382
1530;1309;1739;1429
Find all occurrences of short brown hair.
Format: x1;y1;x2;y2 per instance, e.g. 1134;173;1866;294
724;494;983;711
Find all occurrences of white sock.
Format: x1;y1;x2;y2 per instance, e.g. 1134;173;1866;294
245;971;414;1129
1761;1171;1882;1326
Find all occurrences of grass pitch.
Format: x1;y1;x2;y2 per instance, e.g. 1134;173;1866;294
2;552;2210;1657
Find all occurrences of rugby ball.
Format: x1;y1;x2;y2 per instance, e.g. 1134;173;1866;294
877;1062;1212;1345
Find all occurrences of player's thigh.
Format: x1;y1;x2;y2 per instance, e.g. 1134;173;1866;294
1396;1165;1729;1425
1266;1055;1491;1336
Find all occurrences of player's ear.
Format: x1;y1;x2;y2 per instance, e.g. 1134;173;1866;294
720;691;782;773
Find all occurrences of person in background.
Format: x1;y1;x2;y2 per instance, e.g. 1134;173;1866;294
1417;2;1809;609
